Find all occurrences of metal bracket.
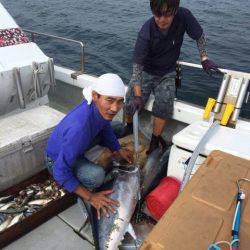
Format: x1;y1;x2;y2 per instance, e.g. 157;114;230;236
22;140;34;154
71;71;85;80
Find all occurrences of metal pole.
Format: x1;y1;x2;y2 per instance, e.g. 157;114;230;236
133;111;139;166
23;29;85;73
13;68;26;109
31;33;35;42
180;120;220;192
81;45;85;73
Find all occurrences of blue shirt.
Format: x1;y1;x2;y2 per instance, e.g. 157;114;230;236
133;7;203;76
46;100;121;192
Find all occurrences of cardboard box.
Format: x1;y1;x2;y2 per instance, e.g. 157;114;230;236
141;150;250;250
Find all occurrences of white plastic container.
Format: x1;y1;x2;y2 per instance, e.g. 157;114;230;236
0;106;64;191
168;121;250;181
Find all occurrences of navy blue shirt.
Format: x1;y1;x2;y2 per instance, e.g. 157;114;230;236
46;100;121;192
133;7;203;76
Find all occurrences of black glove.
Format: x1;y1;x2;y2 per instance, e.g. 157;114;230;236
128;96;143;116
202;59;222;75
146;134;168;155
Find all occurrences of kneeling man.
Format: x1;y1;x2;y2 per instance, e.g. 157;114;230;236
45;73;133;219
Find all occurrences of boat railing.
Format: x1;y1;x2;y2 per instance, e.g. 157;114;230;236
178;61;250;79
23;29;85;77
23;29;250;80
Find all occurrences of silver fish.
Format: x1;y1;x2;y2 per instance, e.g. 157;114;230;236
0;217;12;233
141;148;170;198
92;166;140;250
59;189;66;197
0;213;7;224
0;195;14;203
7;213;23;228
26;189;35;197
0;201;16;211
0;203;6;208
28;199;52;206
45;186;53;192
0;207;27;214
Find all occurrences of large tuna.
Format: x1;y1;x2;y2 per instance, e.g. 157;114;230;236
141;148;170;199
91;166;140;250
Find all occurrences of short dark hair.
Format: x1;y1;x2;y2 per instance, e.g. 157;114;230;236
150;0;180;16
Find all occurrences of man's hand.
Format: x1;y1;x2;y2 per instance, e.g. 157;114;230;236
201;59;222;75
129;96;143;116
118;148;134;164
89;190;119;220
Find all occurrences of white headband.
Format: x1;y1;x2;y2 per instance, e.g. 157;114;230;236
82;73;125;105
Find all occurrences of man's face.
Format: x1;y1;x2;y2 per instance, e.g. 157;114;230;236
92;92;124;121
154;14;175;31
152;7;177;31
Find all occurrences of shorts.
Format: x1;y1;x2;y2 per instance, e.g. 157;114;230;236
125;71;176;120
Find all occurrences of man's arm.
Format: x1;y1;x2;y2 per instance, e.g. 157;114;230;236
196;33;208;62
53;126;90;192
99;123;121;152
53;125;120;219
99;124;133;163
130;63;144;96
196;33;221;75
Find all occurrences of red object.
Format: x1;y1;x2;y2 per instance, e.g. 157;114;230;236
0;28;30;47
145;176;181;221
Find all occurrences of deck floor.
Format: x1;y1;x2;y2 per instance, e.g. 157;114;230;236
3;202;154;250
3;204;94;250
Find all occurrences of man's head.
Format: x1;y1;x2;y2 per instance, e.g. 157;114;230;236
91;73;125;121
150;0;180;31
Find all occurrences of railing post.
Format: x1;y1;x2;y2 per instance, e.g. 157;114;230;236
81;44;84;73
31;33;35;42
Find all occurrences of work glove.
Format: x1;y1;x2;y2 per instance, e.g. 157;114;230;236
201;59;221;76
128;96;143;116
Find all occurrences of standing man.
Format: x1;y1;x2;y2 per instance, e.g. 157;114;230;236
125;0;220;154
46;73;133;220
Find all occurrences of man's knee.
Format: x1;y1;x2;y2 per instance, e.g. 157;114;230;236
91;166;105;189
152;100;173;120
74;160;105;190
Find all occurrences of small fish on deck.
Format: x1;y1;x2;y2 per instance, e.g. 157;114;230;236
0;195;15;204
28;199;52;206
7;213;24;228
0;217;12;233
0;202;16;211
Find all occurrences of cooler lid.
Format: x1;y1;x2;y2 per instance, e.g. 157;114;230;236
0;43;49;71
0;106;64;154
172;121;250;160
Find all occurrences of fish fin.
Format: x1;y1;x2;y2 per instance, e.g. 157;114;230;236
126;223;137;240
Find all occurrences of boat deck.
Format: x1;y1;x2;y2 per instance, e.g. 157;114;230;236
3;204;94;250
3;201;154;250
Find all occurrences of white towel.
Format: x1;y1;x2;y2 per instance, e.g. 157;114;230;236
82;73;125;105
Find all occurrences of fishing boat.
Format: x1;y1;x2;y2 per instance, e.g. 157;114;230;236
0;2;250;249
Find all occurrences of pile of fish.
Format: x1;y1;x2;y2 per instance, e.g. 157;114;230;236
0;180;66;233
